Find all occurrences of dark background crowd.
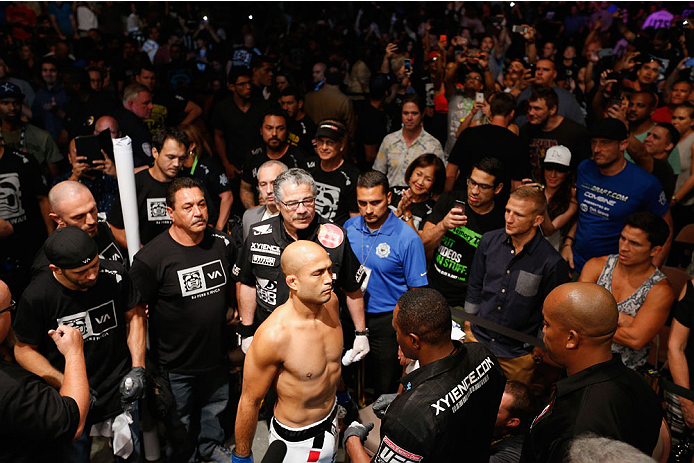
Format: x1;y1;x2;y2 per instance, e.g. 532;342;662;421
6;1;694;463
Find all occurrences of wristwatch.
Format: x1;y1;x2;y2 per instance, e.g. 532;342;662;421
355;329;370;337
401;214;412;222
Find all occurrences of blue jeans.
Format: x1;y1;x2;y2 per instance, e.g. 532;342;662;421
167;366;229;462
62;403;141;463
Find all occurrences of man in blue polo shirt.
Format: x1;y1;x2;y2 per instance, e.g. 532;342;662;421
561;118;672;273
344;170;428;398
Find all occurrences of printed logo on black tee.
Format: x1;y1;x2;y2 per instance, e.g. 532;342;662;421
56;300;118;341
315;181;341;221
375;436;423;462
0;172;27;224
99;242;125;264
147;198;170;222
177;260;227;298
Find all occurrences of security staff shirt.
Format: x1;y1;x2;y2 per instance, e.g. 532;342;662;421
375;341;505;462
520;355;662;463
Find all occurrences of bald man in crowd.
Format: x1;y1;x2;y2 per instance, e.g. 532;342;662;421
234;240;342;463
33;181;126;275
520;283;662;463
94;115;122;138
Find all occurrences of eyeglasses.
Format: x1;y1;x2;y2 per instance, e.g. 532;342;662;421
466;76;482;82
280;197;315;210
467;177;494;191
0;300;16;315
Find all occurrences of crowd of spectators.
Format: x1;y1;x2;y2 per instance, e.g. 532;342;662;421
6;1;694;462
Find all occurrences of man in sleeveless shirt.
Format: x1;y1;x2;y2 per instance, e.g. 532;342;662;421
579;211;674;369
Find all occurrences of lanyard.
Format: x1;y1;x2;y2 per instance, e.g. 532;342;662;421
0;124;26;152
190;155;199;175
360;220;382;267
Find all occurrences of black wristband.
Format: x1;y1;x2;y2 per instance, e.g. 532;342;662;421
237;323;256;337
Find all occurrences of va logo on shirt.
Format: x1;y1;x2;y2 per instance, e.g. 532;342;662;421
374;436;423;463
147;198;170;222
56;300;118;341
177;260;227;297
0;173;26;222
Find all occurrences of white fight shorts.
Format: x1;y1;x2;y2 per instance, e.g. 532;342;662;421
269;401;338;463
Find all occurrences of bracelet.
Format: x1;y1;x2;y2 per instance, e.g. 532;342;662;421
355;329;370;337
565;236;575;243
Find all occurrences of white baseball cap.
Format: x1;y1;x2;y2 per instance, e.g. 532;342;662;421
543;145;572;171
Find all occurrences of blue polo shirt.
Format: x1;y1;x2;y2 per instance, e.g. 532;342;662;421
345;212;428;314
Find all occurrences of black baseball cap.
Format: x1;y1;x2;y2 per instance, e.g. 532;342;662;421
0;82;24;101
590;118;628;141
315;121;345;141
44;226;98;269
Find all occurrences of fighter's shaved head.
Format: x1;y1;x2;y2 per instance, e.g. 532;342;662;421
49;180;93;213
281;240;329;276
546;283;618;341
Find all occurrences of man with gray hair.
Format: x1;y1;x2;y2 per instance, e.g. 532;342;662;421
109;83;153;167
241;159;287;241
233;168;369;365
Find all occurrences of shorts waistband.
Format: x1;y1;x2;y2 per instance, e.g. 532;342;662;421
271;401;337;443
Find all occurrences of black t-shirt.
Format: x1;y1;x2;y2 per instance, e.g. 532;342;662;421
306;156;360;226
673;280;694;385
357;104;390;148
233;215;361;320
129;228;236;374
448;125;529;204
145;90;189;135
426;191;506;307
211;96;270;167
108;169;172;245
0;360;80;463
521;356;662;463
13;260;138;421
287;116;317;155
0;149;48;263
652;157;676;200
32;221;127;277
180;156;231;227
520;118;591;181
242;144;307;191
110;107;153;168
378;341;505;463
389;186;436;231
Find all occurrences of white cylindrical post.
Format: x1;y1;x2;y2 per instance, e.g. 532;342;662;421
112;136;141;263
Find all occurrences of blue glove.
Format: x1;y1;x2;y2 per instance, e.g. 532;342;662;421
232;449;253;463
343;421;374;448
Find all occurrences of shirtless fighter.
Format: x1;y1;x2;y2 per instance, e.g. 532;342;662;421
233;240;343;463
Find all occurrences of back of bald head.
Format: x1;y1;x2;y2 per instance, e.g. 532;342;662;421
95;115;120;136
549;282;618;340
281;240;329;276
49;180;94;212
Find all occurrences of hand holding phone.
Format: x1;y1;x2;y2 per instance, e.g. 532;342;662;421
453;199;466;214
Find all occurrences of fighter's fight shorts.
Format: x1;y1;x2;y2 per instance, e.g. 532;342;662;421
269;400;338;463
